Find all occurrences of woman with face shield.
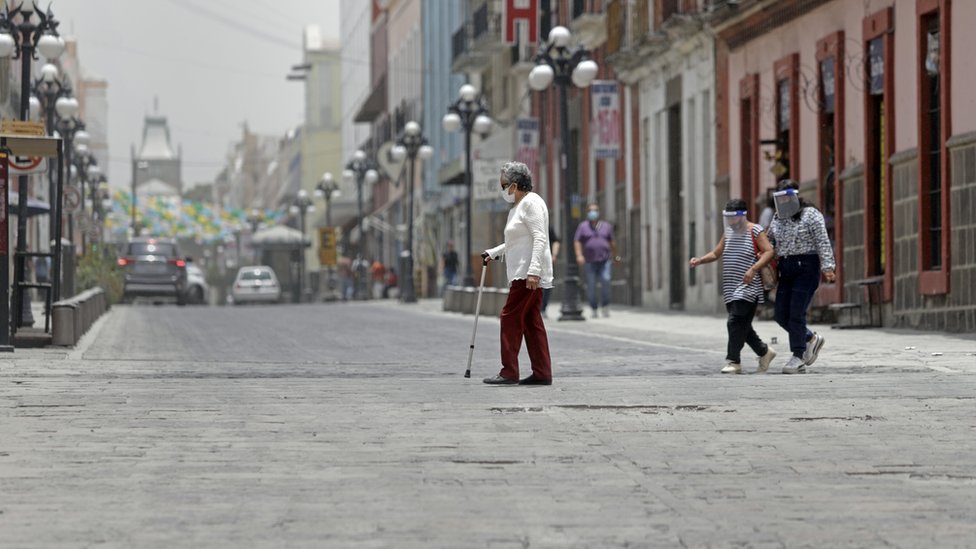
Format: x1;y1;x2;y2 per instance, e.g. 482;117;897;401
766;180;836;374
689;199;777;374
481;161;554;385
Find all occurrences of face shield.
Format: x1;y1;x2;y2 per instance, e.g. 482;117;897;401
773;189;801;219
723;210;748;233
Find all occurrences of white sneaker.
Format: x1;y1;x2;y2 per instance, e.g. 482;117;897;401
782;355;806;374
591;309;599;318
802;333;826;365
721;361;742;374
756;348;777;373
601;308;610;318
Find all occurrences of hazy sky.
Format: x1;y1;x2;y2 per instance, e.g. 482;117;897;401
50;0;342;189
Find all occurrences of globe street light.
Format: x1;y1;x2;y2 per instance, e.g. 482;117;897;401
442;84;492;287
314;172;340;227
390;120;433;303
289;189;315;302
528;25;598;322
0;0;65;331
343;150;379;300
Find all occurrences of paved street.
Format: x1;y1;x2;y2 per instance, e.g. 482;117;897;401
1;300;974;547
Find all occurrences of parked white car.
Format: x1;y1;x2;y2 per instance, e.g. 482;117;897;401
184;263;210;305
230;266;281;305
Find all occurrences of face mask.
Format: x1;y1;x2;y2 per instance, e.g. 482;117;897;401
587;210;599;221
773;189;801;219
501;186;516;203
723;210;748;233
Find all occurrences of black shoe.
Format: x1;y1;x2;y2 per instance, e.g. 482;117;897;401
483;375;519;385
518;375;552;386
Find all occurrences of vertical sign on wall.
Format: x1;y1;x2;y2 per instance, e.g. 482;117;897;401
515;117;539;179
503;0;539;45
591;80;621;159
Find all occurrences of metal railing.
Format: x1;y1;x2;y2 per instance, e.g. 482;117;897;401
452;25;467;62
473;2;489;40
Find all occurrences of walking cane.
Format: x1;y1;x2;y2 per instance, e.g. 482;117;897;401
463;255;490;378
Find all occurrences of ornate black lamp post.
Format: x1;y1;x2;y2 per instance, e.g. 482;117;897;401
390;121;433;303
0;0;66;329
315;172;340;300
289;189;314;302
528;25;598;322
342;150;379;300
31;61;71;242
442;84;492;287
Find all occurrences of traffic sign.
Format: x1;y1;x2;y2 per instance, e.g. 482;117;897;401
319;226;338;267
62;185;81;212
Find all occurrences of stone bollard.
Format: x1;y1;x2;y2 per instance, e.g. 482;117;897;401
460;286;476;314
52;303;77;346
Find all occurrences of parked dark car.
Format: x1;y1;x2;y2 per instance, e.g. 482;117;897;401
118;238;188;305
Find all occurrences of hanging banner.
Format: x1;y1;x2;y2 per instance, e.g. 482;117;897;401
514;117;539;179
590;80;621;159
503;0;539;45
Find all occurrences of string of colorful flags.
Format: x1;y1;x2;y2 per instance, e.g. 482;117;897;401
103;190;285;244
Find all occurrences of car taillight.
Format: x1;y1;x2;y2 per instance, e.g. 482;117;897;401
117;258;131;266
169;259;186;268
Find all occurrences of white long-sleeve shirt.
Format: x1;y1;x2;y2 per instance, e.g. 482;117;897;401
485;192;554;288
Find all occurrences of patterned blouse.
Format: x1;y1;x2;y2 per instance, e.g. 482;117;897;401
767;207;836;272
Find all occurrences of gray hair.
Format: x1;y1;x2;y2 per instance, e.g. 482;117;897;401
500;161;532;191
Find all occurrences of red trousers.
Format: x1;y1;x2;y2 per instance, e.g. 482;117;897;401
499;279;552;380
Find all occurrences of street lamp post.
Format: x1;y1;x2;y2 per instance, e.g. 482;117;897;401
246;208;262;264
56;118;85;245
390;121;433;303
528;25;599;322
73;147;98;253
31;62;71;243
0;0;66;330
289;189;314;303
315;172;340;300
442;84;492;287
343;150;379;300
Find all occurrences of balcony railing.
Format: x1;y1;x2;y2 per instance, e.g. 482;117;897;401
572;0;602;19
473;2;489;40
452;25;467;63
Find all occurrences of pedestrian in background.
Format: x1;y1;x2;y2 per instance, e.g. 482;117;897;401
482;161;553;386
540;225;560;319
690;199;778;374
574;203;619;318
441;240;459;292
370;260;386;300
767;179;836;374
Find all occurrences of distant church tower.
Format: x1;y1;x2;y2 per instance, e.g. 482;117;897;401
131;98;182;199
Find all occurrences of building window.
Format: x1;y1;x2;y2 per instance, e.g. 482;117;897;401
816;31;846;303
917;0;950;294
773;54;799;188
819;57;837;244
739;75;759;219
863;7;895;300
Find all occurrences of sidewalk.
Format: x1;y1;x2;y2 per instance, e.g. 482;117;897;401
413;297;976;374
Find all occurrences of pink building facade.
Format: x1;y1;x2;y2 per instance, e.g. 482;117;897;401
717;0;976;332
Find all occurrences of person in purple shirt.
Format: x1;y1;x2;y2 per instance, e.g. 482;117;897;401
574;203;619;318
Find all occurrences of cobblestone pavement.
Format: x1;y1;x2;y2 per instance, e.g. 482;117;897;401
0;300;974;548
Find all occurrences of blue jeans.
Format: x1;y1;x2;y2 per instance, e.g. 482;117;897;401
774;254;820;358
584;260;612;311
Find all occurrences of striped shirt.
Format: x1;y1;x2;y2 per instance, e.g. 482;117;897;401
722;223;764;304
767;208;836;271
